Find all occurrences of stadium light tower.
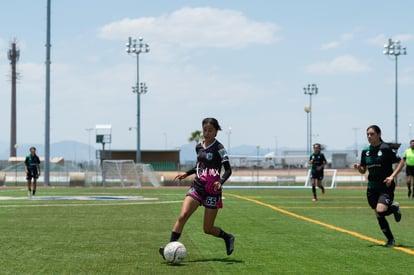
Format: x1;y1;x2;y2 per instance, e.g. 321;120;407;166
304;84;318;155
125;37;149;163
383;38;407;143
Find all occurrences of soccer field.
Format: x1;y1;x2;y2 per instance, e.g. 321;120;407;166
0;187;413;274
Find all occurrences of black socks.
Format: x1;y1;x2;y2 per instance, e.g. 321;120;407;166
170;231;181;242
377;216;394;240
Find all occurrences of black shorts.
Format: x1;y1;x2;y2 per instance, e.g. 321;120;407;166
311;170;324;180
366;184;395;209
26;169;39;180
406;165;414;177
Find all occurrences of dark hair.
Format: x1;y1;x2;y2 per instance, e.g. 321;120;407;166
30;146;36;151
313;143;321;148
202;117;222;131
366;125;384;142
367;125;401;149
410;140;414;143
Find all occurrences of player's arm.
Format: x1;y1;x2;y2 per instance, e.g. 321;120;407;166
219;161;232;185
175;167;196;181
24;157;29;174
353;163;366;174
384;158;405;186
37;161;41;176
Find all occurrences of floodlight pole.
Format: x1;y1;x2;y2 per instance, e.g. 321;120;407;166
384;38;407;143
304;84;318;155
44;0;51;186
126;37;149;163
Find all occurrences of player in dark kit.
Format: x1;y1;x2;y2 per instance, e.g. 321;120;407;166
354;125;404;247
25;147;41;198
159;118;234;259
309;143;327;201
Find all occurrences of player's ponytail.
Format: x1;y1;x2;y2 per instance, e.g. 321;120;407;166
367;125;401;150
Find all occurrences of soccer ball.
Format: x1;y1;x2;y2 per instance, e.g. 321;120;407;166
163;241;186;264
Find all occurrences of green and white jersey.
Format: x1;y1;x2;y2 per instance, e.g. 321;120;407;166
360;142;400;189
25;154;40;171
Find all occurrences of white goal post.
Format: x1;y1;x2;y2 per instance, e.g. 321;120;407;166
304;169;337;189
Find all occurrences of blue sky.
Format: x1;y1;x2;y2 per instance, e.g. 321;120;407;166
0;0;413;157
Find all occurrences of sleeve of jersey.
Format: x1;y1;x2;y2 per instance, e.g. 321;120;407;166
185;167;196;176
219;161;232;185
360;150;366;166
217;144;231;184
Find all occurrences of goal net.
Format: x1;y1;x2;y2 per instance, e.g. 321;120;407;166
136;163;160;187
102;160;140;187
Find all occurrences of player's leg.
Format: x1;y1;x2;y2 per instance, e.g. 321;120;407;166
317;177;325;195
311;178;317;201
32;177;37;196
203;207;234;255
159;195;200;259
26;172;32;198
171;195;200;240
375;193;400;246
406;175;412;198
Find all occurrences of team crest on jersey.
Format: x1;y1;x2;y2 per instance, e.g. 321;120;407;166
366;151;370;156
206;153;213;160
378;150;382;156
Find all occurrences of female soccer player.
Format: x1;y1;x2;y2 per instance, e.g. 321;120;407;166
354;125;404;247
24;146;41;197
159;118;234;258
309;143;327;201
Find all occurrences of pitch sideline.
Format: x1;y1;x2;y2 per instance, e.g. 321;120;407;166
227;193;414;256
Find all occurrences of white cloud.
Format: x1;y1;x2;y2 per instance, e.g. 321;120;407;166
368;33;414;47
321;33;354;50
98;7;280;49
306;55;371;74
367;34;387;46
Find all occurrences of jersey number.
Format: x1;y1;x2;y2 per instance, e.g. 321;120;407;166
206;196;217;207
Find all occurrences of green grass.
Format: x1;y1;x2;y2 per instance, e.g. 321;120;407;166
0;186;413;274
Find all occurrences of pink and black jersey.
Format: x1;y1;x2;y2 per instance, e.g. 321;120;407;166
188;139;230;194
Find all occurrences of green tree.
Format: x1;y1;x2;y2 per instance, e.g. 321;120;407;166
188;130;202;143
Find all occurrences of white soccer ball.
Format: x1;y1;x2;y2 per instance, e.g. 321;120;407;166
163;241;186;264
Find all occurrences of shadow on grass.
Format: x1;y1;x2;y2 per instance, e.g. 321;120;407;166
186;258;244;264
368;243;414;249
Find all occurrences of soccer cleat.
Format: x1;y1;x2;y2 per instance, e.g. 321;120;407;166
384;239;395;247
225;234;235;255
32;189;36;196
159;247;165;260
312;198;317;202
408;190;412;198
393;202;401;222
321;187;325;195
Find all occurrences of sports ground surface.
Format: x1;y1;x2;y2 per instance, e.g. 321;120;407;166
1;186;413;274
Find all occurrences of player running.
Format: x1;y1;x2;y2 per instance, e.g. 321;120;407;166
309;143;327;201
402;140;414;198
354;125;404;247
159;118;234;258
24;147;41;198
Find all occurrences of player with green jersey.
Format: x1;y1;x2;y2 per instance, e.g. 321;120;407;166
24;147;41;198
309;143;327;201
403;140;414;197
354;125;404;247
